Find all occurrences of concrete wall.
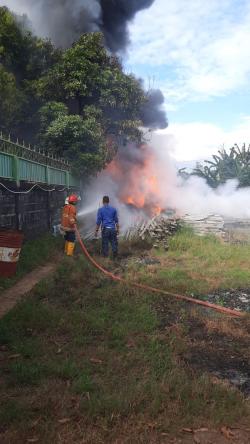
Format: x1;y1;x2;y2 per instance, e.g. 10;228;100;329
0;180;68;238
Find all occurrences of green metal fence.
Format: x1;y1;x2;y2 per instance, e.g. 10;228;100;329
0;134;80;188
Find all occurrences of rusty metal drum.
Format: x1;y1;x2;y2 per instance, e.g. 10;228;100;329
0;231;24;277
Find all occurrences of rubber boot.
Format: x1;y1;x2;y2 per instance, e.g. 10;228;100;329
64;241;69;254
67;241;75;257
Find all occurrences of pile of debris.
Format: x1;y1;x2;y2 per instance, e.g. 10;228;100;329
182;214;226;238
125;215;181;249
82;209;250;247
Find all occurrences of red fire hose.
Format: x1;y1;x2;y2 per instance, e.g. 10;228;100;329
75;226;245;318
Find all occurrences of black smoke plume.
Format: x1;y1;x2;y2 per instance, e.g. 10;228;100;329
6;0;168;129
100;0;154;52
12;0;154;52
141;89;168;129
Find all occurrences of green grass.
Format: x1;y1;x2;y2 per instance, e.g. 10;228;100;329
0;233;250;442
8;337;44;359
72;372;95;394
0;234;63;291
0;299;60;345
0;400;34;427
137;227;250;295
7;361;47;386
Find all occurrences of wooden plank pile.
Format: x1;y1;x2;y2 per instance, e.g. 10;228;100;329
125;215;181;249
182;214;226;238
82;211;250;246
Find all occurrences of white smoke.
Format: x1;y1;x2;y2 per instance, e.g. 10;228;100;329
79;173;145;235
150;130;250;219
79;131;250;232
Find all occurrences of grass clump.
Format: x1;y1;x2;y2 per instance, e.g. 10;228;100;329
72;372;95;394
7;361;46;386
0;400;33;427
46;359;82;380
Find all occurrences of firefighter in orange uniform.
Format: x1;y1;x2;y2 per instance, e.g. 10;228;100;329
61;194;78;256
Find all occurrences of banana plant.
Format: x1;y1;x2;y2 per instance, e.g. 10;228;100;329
192;145;250;188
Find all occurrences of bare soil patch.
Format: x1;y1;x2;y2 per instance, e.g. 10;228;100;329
154;295;250;397
206;288;250;312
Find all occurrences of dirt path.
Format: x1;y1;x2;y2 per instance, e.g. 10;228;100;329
0;263;58;318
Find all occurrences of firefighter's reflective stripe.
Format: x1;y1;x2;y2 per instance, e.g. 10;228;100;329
0;247;21;263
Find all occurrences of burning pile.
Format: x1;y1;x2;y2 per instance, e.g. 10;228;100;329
106;143;166;216
82;142;178;242
126;215;181;249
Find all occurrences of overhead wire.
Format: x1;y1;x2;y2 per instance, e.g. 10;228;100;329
0;181;67;194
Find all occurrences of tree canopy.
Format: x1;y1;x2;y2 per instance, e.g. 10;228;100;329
0;7;147;177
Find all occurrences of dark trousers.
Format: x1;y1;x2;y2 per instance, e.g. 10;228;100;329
64;231;76;242
102;228;118;257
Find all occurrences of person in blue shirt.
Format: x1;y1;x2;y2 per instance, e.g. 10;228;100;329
95;196;119;258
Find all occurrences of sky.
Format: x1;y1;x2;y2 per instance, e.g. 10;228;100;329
2;0;250;162
126;0;250;161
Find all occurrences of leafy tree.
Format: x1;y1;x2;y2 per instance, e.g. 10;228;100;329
39;33;109;109
0;7;59;81
39;33;146;144
0;6;60;139
98;58;145;143
0;65;26;132
0;6;28;77
38;101;68;134
192;145;250;188
0;8;149;177
42;114;108;175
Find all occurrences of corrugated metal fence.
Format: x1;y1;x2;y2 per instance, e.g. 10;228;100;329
0;135;79;188
0;135;80;236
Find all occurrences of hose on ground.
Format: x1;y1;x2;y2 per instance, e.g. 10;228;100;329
75;226;244;318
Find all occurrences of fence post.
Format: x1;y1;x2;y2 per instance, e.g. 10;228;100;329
13;155;20;187
15;193;22;230
66;171;70;189
47;190;52;230
46;166;50;185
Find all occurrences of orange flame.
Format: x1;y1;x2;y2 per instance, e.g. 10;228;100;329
106;144;164;216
